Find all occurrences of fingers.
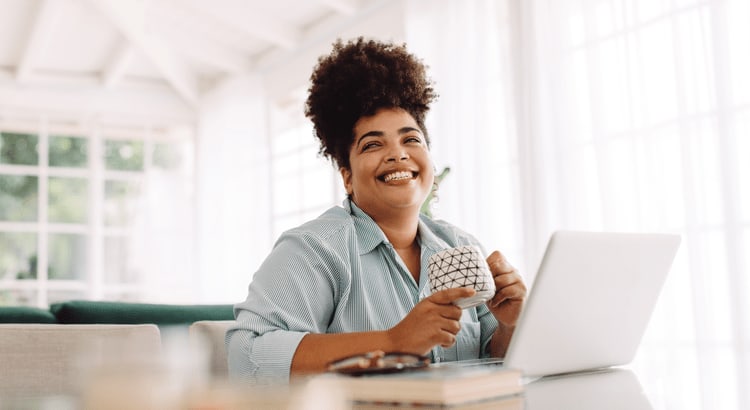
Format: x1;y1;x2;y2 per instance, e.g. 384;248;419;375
415;290;470;347
493;270;523;289
440;336;457;348
435;317;461;348
487;250;515;275
486;250;527;309
429;287;476;305
489;282;526;307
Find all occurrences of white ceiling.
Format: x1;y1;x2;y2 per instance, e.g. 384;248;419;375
0;0;401;126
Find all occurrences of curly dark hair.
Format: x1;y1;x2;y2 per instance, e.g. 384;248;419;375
304;37;438;169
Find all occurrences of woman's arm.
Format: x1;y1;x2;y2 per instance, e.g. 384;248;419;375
291;287;477;375
488;323;516;357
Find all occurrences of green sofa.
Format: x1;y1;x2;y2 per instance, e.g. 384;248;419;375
0;300;234;326
0;306;58;324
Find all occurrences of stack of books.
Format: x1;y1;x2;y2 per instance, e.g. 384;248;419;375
311;364;523;407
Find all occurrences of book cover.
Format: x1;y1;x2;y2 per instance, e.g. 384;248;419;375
311;365;523;407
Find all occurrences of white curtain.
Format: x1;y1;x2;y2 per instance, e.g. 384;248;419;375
407;0;748;408
405;0;527;270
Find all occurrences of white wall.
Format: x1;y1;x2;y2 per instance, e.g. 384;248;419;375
196;74;270;304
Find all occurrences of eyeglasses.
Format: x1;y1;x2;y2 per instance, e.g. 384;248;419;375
327;350;430;376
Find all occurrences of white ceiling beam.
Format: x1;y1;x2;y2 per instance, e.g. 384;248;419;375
101;41;135;88
86;0;199;108
257;0;402;99
320;0;358;15
157;26;251;74
0;70;194;125
182;0;300;49
16;0;63;82
148;0;257;57
145;3;252;74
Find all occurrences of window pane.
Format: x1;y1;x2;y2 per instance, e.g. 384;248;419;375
153;142;183;170
0;132;38;165
105;139;144;171
0;232;37;280
48;177;88;223
0;289;36;306
48;290;87;304
104;236;138;284
104;180;141;226
49;135;88;168
48;233;87;280
0;175;38;221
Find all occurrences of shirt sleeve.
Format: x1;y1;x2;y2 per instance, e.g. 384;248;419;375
227;230;345;383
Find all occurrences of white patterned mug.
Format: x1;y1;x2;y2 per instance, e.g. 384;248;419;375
427;245;496;309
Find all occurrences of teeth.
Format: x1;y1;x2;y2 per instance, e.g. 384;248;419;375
384;171;412;182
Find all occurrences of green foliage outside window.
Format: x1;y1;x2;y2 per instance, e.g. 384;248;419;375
49;135;87;167
0;132;38;165
153;143;183;169
105;140;144;171
0;232;37;280
0;175;38;221
48;177;88;223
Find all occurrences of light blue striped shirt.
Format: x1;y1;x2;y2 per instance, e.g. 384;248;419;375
227;199;499;383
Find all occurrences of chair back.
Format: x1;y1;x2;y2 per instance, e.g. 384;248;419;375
0;324;161;397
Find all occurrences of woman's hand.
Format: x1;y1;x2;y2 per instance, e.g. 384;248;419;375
387;287;476;355
486;250;526;328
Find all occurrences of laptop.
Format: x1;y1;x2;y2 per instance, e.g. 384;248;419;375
437;230;681;377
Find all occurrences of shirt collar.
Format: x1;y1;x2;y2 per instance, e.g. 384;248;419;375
344;198;389;255
344;198;451;256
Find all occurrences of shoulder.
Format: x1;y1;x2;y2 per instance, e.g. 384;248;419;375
258;206;356;286
278;206;355;247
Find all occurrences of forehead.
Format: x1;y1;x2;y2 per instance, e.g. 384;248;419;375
353;108;420;136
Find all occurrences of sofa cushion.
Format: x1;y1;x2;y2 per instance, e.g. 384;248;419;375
0;306;58;323
50;300;233;326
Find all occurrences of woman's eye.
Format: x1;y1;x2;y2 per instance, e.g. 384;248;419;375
405;136;422;144
362;142;379;151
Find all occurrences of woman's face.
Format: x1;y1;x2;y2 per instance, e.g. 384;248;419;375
341;108;435;219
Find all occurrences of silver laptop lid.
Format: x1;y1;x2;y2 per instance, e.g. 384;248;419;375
503;231;681;377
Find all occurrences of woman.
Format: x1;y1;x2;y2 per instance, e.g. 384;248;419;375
227;38;526;383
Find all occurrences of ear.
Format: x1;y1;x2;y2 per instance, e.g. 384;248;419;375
340;167;353;196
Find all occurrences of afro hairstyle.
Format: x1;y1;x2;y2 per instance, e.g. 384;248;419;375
304;37;438;169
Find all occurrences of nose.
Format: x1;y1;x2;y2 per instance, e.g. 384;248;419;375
386;148;409;162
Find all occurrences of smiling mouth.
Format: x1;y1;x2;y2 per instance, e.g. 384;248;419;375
379;170;417;183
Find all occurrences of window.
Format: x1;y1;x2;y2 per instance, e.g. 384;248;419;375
0;123;194;307
268;93;343;240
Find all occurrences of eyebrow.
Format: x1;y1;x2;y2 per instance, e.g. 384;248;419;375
355;127;423;148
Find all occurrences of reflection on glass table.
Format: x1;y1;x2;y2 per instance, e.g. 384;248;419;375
524;368;651;410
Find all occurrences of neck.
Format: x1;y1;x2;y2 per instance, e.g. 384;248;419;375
373;211;420;249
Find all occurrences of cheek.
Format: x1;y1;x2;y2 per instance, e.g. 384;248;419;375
418;154;435;183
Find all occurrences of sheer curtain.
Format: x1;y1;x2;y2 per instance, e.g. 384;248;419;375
405;0;526;271
407;0;748;408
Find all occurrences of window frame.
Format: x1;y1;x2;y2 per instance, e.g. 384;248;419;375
0;118;194;307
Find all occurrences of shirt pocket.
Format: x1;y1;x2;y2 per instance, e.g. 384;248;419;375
455;319;481;361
